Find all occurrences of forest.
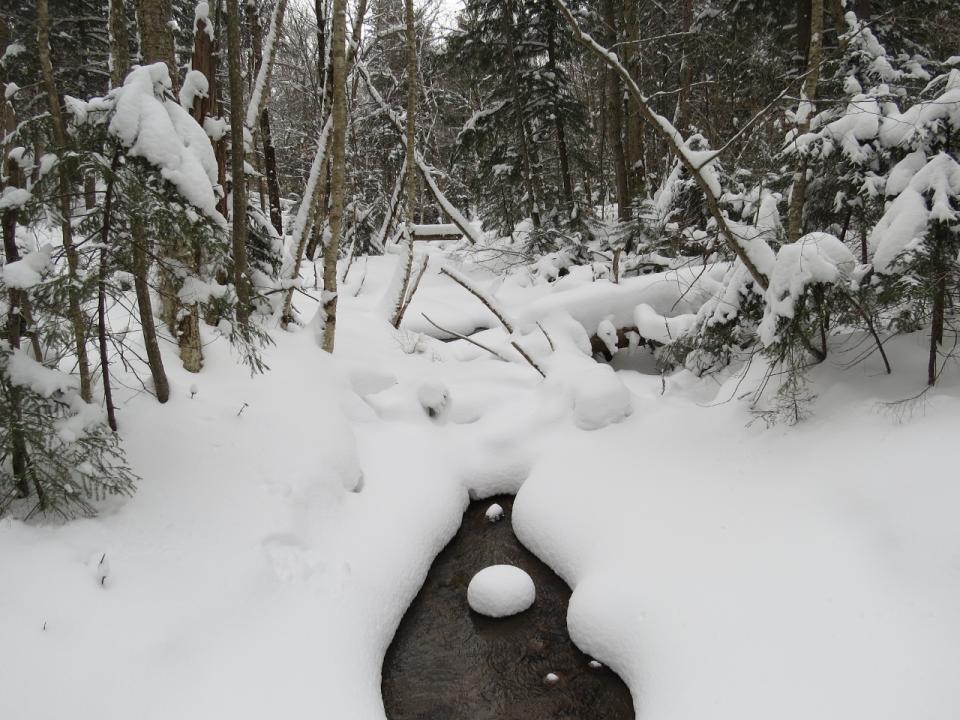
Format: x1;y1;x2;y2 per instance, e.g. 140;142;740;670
2;0;960;718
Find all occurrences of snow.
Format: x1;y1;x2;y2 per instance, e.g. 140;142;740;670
2;248;960;720
1;245;52;289
759;232;857;345
108;63;224;224
0;186;32;212
467;565;536;617
870;153;960;273
485;503;504;522
417;379;450;419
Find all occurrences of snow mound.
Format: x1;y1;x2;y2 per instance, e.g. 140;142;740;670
417;379;451;419
571;363;633;431
467;565;536;618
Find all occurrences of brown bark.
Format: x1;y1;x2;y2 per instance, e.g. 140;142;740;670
97;155;121;432
109;0;131;87
136;0;179;91
130;192;170;403
37;0;93;403
227;0;250;324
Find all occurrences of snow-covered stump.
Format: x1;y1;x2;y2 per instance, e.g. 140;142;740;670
381;495;633;719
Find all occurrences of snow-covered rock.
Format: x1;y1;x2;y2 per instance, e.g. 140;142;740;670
485;503;504;522
570;363;632;431
417;379;451;419
467;565;535;618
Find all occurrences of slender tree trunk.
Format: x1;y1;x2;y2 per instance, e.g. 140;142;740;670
37;0;93;403
601;0;629;221
97;155;121;432
227;0;250;324
546;21;574;210
787;0;824;242
928;225;948;386
322;0;348;351
621;0;643;204
675;0;694;132
246;2;284;235
2;147;30;499
130;190;170;402
388;0;419;329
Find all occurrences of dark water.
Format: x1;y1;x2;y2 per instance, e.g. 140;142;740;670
381;495;635;720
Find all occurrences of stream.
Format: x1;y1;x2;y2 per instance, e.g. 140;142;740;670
381;494;635;719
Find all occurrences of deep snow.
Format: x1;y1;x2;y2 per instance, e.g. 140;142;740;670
2;247;960;720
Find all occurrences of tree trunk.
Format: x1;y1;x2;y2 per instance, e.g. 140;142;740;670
136;0;179;91
227;0;250;324
97;155;121;431
247;2;284;235
322;0;348;351
2;147;30;499
601;0;629;221
388;0;419;329
546;21;574;210
130;188;170;402
928;225;948;386
37;0;93;403
786;0;824;242
675;0;694;132
109;0;131;87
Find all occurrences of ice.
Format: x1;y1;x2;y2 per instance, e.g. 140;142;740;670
467;565;536;618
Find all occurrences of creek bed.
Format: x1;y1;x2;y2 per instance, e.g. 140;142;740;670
381;494;635;719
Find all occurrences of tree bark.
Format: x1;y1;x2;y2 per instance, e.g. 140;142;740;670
321;0;349;351
130;190;170;402
226;0;250;324
109;0;131;87
137;0;179;91
675;0;694;132
37;0;93;403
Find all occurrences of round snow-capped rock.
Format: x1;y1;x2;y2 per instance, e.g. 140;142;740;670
467;565;535;618
485;503;504;522
417;379;451;419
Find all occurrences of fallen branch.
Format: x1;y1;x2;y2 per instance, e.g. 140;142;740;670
420;313;510;362
439;266;515;333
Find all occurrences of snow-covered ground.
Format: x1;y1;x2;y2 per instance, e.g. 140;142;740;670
2;247;959;719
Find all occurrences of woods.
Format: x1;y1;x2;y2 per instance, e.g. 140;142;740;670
2;0;960;517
